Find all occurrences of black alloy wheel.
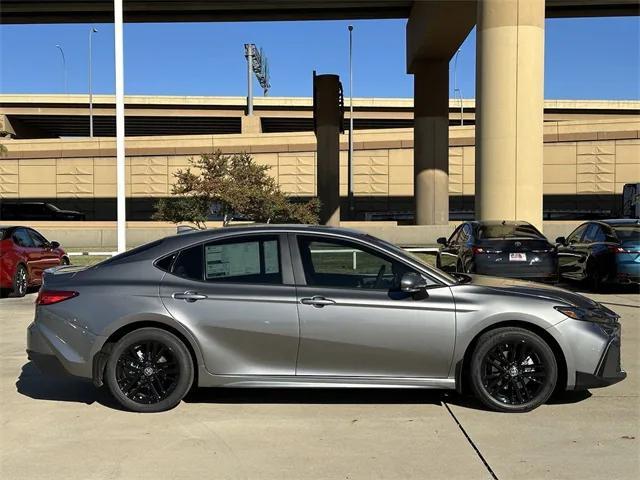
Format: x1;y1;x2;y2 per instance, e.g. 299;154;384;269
13;264;28;297
470;327;557;412
106;328;193;412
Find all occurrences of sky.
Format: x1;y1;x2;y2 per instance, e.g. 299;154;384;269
1;16;638;100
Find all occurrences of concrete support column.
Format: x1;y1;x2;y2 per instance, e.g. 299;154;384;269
414;59;449;225
314;74;341;226
475;0;545;228
241;115;262;134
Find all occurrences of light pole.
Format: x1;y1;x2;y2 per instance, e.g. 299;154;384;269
347;25;354;219
55;44;67;94
453;49;464;126
88;27;98;137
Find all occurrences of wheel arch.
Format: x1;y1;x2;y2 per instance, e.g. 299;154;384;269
92;319;201;389
455;320;568;396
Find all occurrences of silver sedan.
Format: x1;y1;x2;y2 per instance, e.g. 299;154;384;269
27;225;625;413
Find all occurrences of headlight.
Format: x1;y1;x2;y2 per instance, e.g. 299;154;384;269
554;306;618;324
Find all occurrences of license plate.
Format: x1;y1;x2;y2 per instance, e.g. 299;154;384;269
509;253;527;262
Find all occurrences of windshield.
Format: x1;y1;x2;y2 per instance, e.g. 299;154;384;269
367;235;458;284
477;224;543;239
45;203;61;212
613;225;640;243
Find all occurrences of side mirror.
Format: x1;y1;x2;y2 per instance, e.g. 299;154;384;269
50;241;60;249
555;236;566;246
436;237;447;246
400;272;429;293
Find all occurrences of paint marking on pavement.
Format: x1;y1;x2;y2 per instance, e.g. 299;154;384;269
443;401;499;480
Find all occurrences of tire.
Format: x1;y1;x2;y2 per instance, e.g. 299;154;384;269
12;264;28;298
456;260;464;273
105;328;194;413
469;327;557;413
586;259;602;293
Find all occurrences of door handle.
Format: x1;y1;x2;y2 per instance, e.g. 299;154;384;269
300;296;336;307
173;291;208;302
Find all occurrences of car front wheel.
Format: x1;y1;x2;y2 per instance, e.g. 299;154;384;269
105;328;194;413
469;327;557;412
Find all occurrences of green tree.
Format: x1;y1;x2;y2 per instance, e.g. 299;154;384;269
153;151;320;228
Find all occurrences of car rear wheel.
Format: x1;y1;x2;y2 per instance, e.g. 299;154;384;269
12;264;28;297
105;328;194;413
469;327;557;412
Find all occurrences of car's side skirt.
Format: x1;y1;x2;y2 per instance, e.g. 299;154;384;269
197;371;456;390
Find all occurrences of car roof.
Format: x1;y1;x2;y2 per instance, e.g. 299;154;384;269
467;220;534;227
600;219;640;226
166;224;367;242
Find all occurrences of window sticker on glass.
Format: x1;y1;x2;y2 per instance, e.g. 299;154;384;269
205;242;260;278
263;240;279;274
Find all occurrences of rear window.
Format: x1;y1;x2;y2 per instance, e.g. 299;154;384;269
477;224;543;240
613;225;640;243
97;239;164;267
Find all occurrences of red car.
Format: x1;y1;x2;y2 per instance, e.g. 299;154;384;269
0;226;69;297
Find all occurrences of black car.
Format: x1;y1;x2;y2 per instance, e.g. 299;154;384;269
556;219;640;290
436;221;558;282
0;202;85;221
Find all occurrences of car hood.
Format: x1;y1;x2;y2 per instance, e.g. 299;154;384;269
453;274;598;309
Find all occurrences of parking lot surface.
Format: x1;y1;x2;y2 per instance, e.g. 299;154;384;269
1;289;638;480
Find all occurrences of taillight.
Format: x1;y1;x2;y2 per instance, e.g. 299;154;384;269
608;246;625;254
36;290;78;305
472;246;484;254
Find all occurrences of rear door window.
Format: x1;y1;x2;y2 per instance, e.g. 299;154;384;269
172;244;204;281
203;236;281;284
170;236;282;285
12;228;35;248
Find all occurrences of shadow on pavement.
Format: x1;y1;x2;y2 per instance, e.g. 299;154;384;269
184;387;444;406
17;360;593;411
15;362;123;410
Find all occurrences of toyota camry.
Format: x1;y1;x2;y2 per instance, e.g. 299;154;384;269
27;225;625;413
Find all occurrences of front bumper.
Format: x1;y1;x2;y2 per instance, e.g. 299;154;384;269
575;329;627;389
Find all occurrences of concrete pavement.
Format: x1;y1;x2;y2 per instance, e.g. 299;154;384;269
0;290;637;480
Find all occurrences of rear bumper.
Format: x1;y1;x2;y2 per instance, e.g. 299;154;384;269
474;257;558;281
26;318;100;380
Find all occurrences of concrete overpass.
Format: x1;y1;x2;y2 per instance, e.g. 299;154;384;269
1;0;638;235
2;95;638;138
1;0;638;23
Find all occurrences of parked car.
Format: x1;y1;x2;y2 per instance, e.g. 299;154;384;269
0;226;69;297
556;219;640;290
436;221;558;282
28;225;624;413
0;202;85;221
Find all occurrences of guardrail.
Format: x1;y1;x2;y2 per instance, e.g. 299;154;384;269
310;246;439;270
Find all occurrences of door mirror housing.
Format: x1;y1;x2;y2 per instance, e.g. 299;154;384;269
555;236;566;246
50;241;60;249
436;237;447;246
400;272;429;293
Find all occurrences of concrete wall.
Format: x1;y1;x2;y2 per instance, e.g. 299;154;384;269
1;119;638;201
